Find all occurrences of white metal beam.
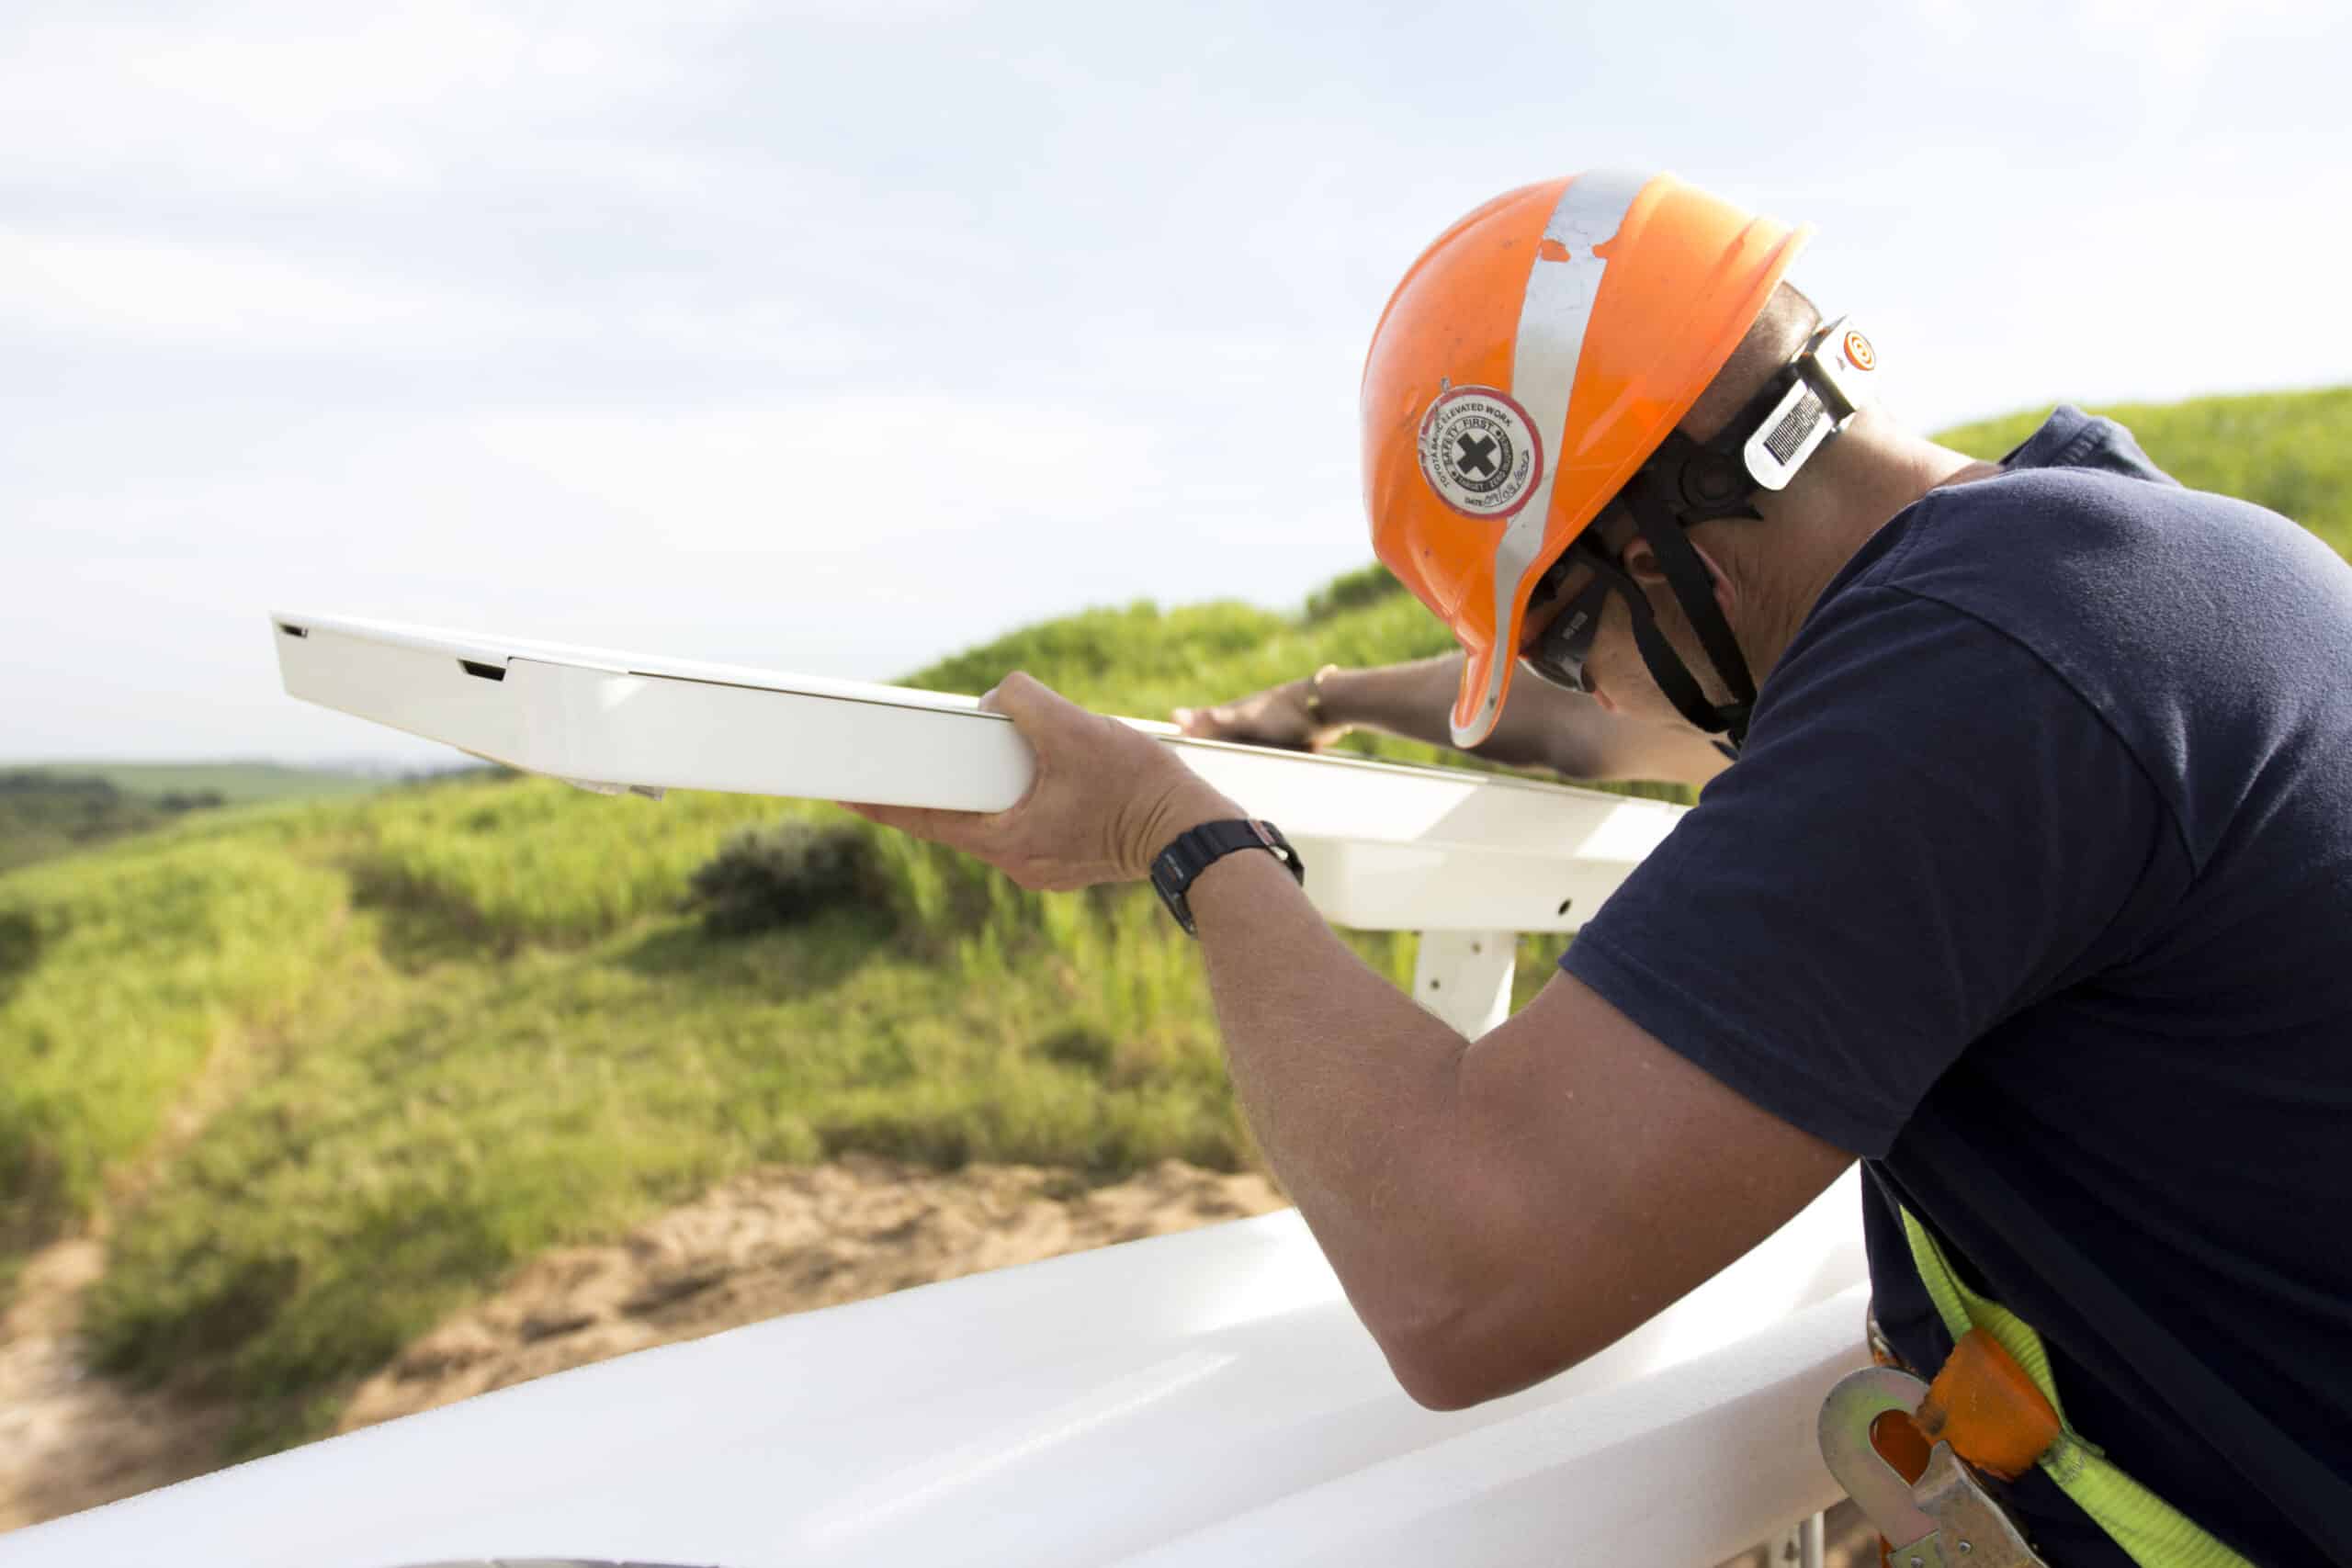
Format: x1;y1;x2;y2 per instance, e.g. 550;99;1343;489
270;613;1687;933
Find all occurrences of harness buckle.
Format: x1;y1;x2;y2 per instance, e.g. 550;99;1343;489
1819;1365;2050;1568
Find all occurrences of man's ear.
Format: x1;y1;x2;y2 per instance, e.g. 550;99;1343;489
1621;535;1739;619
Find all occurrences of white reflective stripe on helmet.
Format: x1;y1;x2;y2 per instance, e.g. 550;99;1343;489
1455;168;1649;749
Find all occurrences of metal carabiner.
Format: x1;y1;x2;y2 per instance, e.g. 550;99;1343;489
1818;1365;2048;1568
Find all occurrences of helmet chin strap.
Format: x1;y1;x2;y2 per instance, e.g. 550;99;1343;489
1588;314;1877;754
1614;469;1758;743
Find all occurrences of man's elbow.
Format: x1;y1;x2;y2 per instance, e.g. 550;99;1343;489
1363;1186;1604;1411
1386;1340;1486;1412
1381;1304;1597;1413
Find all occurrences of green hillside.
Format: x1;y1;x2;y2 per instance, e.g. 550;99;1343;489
2;386;2342;1461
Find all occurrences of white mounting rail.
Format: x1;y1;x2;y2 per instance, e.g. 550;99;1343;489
0;616;1870;1567
265;612;1690;938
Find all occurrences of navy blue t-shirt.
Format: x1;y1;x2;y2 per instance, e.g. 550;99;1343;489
1561;408;2352;1566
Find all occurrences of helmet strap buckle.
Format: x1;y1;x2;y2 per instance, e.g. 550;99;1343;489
1730;313;1879;492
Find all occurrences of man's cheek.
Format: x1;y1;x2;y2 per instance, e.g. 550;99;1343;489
1588;622;1645;712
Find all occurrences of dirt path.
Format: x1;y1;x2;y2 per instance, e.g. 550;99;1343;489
0;1013;288;1534
0;1237;237;1531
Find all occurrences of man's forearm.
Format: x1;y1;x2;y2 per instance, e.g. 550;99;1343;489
1180;840;1476;1380
1315;654;1554;768
1317;655;1728;786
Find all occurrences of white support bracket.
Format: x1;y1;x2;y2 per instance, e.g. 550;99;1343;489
1412;929;1518;1037
1770;1512;1827;1568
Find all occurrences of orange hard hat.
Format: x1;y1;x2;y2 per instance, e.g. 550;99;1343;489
1360;170;1810;748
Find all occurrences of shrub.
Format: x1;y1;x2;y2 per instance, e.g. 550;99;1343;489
0;909;40;998
156;790;228;813
1035;1021;1115;1074
1305;561;1405;624
684;822;893;937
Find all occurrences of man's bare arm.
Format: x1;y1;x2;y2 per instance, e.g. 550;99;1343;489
1320;654;1729;785
1174;654;1730;788
1183;850;1854;1409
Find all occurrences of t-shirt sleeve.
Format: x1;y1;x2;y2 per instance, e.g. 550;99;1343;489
1560;583;2177;1159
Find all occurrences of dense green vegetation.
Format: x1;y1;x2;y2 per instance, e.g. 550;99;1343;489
3;387;2342;1458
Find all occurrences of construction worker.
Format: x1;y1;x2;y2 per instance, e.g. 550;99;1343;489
842;171;2352;1566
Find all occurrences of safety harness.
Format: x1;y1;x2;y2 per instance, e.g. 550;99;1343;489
1520;314;1880;752
1822;1130;2352;1568
1823;1201;2259;1568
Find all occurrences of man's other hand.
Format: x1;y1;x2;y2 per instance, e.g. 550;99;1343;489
1171;677;1347;752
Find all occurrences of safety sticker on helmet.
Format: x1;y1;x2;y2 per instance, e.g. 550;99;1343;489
1417;386;1543;519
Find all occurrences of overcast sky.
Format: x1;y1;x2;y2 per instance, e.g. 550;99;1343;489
6;0;2347;766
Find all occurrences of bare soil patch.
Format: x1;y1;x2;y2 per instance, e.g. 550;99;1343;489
336;1154;1286;1430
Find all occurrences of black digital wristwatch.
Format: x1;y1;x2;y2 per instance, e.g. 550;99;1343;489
1148;819;1306;937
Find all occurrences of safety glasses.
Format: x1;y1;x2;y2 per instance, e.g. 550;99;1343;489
1518;538;1625;696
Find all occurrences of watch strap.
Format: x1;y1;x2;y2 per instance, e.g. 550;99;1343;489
1149;819;1305;937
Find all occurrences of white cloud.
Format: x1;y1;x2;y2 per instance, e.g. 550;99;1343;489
0;231;509;347
466;397;1167;547
1910;0;1978;43
4;2;666;130
0;227;881;370
0;2;714;197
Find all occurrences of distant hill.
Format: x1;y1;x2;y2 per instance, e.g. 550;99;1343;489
1937;385;2352;558
1;385;2341;1465
7;761;391;807
0;763;396;876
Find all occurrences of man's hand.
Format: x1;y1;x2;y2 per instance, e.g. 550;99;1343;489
841;671;1241;890
1172;677;1348;753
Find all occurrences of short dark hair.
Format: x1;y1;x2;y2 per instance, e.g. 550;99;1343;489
1681;282;1821;443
